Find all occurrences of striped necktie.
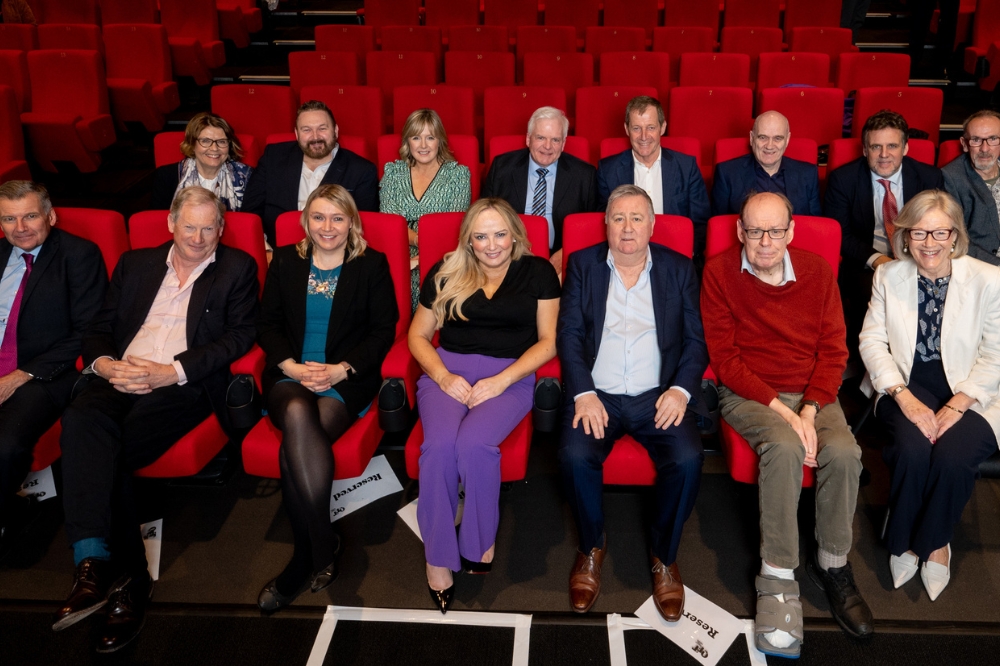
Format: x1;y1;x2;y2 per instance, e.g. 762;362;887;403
531;168;549;217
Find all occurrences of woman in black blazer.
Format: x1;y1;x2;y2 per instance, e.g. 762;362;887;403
255;184;399;613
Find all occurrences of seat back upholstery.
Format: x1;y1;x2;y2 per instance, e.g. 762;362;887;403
27;49;109;116
299;85;384;159
211;84;298;151
0;51;30;113
52;208;130;278
850;86;944;146
575;85;659;164
100;0;158;24
667;86;754;166
103;25;174;86
561;212;695;275
757;87;846;148
288;51;361;96
835;53;911;93
483;86;567;151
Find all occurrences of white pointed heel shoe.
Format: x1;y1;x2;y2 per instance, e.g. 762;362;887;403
920;544;951;601
889;552;919;589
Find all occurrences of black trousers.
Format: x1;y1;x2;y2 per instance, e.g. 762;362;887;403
558;388;704;565
908;0;960;70
877;372;997;560
60;377;212;572
0;372;79;526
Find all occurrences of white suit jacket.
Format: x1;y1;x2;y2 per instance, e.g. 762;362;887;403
859;255;1000;443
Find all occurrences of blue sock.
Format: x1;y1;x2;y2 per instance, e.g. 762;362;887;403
72;537;111;566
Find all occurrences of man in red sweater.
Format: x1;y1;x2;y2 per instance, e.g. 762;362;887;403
701;192;873;658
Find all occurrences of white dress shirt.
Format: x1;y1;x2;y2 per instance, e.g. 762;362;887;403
740;248;797;286
297;146;338;210
633;150;664;215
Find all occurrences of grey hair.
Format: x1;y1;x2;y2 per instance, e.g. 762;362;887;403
0;180;53;217
527;106;569;139
605;184;655;223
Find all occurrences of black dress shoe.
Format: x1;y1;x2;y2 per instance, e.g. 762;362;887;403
460;555;492;574
95;572;153;654
427;584;454;614
807;560;874;638
52;558;117;631
310;533;343;593
258;578;309;615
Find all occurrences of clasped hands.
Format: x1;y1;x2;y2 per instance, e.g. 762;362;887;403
773;399;818;468
572;388;688;440
94;356;179;394
895;388;972;443
281;360;348;393
436;371;508;409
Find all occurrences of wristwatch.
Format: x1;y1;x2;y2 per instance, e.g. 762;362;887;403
798;399;821;414
888;385;907;398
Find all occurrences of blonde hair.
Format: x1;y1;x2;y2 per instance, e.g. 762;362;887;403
890;189;969;260
296;184;367;262
431;198;531;326
399;109;455;166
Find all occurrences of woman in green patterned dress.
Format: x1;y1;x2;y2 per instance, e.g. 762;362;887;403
379;108;472;310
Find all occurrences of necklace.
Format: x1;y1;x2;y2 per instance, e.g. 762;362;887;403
308;262;340;299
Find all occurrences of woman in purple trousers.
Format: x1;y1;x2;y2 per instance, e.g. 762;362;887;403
408;198;559;612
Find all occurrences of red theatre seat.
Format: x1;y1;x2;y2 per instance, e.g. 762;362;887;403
963;0;1000;76
242;211;414;480
560;212;695;484
850;87;944;146
313;25;376;65
522;52;593;118
937;139;962;167
392;85;474;136
127;210;266;478
357;0;422;42
678;53;752;89
423;0;480;33
33;0;99;24
719;27;784;83
788;27;858;83
0;85;31;183
152;130;258;169
445;51;516;130
600;52;671;103
543;0;600;42
211;84;298;166
160;0;227;86
705;213;844;486
601;0;658;39
585;27;647;79
104;25;180;132
756;53;832;94
483;86;567;154
299;85;384;159
836;53;911;94
366;51;439;128
288;52;361;99
0;24;38;51
0;50;30;113
403;212;555;482
447;26;509;53
652;27;716;83
217;0;264;50
757;87;846;150
783;0;843;43
516;26;577;82
663;0;719;30
100;0;158;24
484;0;539;36
381;26;444;78
21;50;116;173
575;86;659;165
38;24;102;53
723;0;780;28
668;86;753;168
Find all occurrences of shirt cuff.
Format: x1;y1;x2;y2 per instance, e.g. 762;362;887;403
866;252;885;269
574;390;597;402
669;385;692;402
172;360;187;385
85;356;115;376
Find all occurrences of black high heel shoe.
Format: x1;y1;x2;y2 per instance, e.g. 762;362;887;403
461;556;492;574
428;584;455;614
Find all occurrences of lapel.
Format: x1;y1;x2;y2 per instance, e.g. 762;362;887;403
125;246;170;349
736;154;756;199
551;152;571;212
322;146;349;187
325;251;361;346
648;248;669;354
901;157;921;201
940;256;969;348
510;150;530;212
659;149;675;211
890;260;919;367
617;150;635;187
21;229;58;307
278;142;305;213
590;246;611;354
185;249;220;348
856;160;876;231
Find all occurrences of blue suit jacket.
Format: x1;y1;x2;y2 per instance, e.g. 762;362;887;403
596;148;710;256
557;242;708;409
711;154;822;216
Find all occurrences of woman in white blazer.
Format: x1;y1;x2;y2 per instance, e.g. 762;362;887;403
860;189;1000;602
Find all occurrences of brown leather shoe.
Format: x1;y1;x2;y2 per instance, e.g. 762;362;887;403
651;557;684;622
96;571;153;653
569;536;607;613
52;558;116;631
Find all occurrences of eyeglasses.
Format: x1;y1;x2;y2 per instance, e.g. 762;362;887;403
740;223;789;240
196;138;230;148
906;228;954;241
966;136;1000;147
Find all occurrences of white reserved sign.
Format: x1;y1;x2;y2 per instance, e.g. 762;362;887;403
397;486;465;542
634;586;745;666
141;518;163;581
18;466;57;502
329;455;403;523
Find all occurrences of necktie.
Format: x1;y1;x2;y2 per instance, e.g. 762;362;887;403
531;168;549;217
878;179;898;251
0;253;33;376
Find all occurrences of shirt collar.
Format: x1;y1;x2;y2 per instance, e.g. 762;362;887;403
10;244;42;261
166;244;217;275
870;163;904;188
606;246;654;275
528;154;558;175
740;247;796;285
632;148;662;170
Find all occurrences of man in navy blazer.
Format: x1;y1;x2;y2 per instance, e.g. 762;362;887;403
558;184;707;622
825;110;944;353
242;100;378;243
712;111;822;216
482;106;597;277
596;96;710;257
0;181;107;547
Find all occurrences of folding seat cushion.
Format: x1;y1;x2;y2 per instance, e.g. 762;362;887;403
22;49;115;173
0;50;31;113
104;25;180;132
160;0;227;86
0;85;31;183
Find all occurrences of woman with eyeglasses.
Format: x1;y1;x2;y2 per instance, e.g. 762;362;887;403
859;189;1000;601
151;112;253;212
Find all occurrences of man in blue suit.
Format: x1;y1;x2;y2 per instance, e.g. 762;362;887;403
558;184;708;622
711;111;822;217
596;96;710;258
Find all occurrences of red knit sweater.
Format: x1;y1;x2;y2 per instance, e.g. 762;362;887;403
700;246;847;407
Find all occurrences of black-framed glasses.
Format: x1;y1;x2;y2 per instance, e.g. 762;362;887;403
740;223;789;240
966;136;1000;147
907;228;954;241
197;138;230;148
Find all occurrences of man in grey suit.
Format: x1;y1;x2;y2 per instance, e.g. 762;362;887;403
482;106;598;279
942;110;1000;266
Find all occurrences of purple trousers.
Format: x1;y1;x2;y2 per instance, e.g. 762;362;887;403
416;349;534;571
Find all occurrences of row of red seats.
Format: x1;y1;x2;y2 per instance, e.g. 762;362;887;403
197;82;943;172
357;0;842;43
309;24;860;85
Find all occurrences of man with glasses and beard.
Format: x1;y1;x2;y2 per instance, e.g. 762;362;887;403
943;110;1000;266
243;100;379;243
